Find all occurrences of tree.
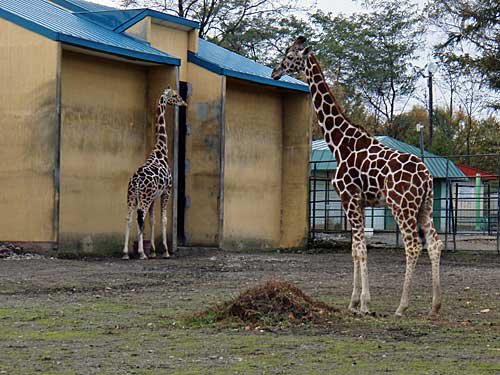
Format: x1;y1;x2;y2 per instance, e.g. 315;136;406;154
311;0;424;128
119;0;309;58
426;0;500;97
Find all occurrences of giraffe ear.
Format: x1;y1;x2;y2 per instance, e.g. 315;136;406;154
167;85;171;90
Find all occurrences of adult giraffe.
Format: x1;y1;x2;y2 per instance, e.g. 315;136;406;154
272;36;442;317
122;86;186;260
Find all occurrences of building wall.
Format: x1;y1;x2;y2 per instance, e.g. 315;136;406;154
223;80;283;249
125;16;151;42
0;19;59;242
183;63;223;246
150;23;189;81
59;50;150;252
280;93;311;248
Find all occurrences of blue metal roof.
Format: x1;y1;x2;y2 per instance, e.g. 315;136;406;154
76;9;146;31
311;136;466;178
50;0;115;12
0;0;180;65
188;39;310;92
113;9;199;32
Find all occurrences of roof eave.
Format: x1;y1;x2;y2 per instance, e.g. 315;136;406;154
188;52;309;93
0;8;180;66
114;9;199;33
59;34;181;65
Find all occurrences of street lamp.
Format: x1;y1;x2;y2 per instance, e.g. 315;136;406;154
427;62;438;147
416;122;425;161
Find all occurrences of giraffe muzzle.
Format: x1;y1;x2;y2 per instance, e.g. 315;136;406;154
271;67;283;80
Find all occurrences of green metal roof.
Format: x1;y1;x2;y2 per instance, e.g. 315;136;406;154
311;136;466;178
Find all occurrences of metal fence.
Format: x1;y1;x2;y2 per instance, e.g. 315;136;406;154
309;154;500;253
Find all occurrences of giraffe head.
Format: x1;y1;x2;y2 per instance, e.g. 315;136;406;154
271;36;311;80
161;86;187;107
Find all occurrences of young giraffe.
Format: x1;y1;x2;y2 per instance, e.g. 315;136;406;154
122;86;187;260
272;36;443;316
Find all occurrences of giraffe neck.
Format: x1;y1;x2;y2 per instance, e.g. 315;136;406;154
305;54;373;161
153;100;168;161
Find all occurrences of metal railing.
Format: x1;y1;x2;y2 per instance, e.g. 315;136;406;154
309;154;500;253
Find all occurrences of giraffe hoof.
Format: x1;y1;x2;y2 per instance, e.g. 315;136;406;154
139;255;148;260
122;254;130;260
150;252;157;258
163;253;170;259
348;306;359;314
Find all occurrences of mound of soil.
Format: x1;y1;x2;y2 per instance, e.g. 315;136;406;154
198;279;339;327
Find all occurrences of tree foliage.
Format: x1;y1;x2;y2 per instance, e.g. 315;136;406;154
427;0;500;96
310;0;423;126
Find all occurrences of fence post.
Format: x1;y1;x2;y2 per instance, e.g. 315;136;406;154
475;173;482;231
454;183;458;252
497;155;500;254
311;162;317;243
444;159;449;251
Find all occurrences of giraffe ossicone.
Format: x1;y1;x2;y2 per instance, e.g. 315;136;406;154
122;87;187;260
272;36;443;317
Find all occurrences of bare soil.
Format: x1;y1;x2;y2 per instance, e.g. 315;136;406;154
0;247;499;374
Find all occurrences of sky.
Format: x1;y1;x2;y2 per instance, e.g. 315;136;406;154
89;0;494;115
93;0;382;16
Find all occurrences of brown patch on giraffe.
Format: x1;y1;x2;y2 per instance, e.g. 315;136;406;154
313;74;322;84
325;132;331;144
334;116;343;126
312;65;321;75
317;110;325;123
318;82;329;94
314;93;322;108
403;162;417;173
345;127;356;137
356;136;371;150
331;104;339;116
398;154;411;163
325;116;334;131
323;103;331;115
332;129;342;144
324;94;334;105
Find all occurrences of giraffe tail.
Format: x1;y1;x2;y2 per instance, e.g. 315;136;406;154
417;189;428;246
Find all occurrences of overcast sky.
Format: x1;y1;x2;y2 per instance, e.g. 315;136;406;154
92;0;383;15
89;0;472;112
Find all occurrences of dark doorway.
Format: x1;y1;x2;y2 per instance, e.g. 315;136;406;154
177;81;188;245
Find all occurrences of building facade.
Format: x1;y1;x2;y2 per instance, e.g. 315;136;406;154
0;0;312;253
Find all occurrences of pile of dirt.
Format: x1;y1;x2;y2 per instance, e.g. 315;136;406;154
197;279;339;327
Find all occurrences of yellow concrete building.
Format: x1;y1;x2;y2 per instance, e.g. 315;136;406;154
0;0;312;254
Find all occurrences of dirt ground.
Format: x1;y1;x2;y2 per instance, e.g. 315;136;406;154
0;247;499;375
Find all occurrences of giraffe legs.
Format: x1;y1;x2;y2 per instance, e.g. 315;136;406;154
161;189;171;258
342;194;371;314
149;201;156;258
420;192;443;316
389;196;423;317
136;203;151;260
122;208;134;260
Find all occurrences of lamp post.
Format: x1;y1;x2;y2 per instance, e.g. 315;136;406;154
427;62;438;147
416;122;425;162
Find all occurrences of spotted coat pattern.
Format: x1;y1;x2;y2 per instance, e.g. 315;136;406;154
122;88;186;260
272;37;443;316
